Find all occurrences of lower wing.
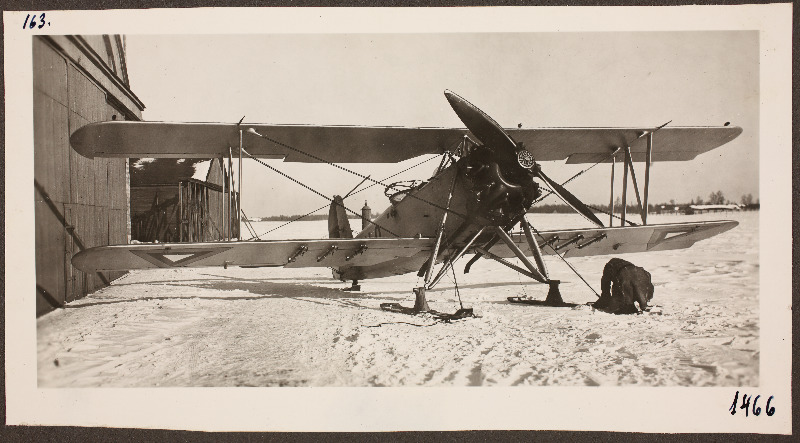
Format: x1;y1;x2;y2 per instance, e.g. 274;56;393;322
72;221;737;273
72;238;433;273
487;220;738;259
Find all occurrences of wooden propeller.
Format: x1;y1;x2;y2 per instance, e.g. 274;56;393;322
444;89;603;228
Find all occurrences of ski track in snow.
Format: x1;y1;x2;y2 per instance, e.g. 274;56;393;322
38;212;759;387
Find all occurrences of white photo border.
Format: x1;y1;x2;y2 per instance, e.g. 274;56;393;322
4;4;792;433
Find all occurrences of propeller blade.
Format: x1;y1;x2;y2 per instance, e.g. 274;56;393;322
444;90;517;155
535;169;604;227
444;90;601;227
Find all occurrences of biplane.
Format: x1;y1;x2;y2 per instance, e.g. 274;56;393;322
70;90;741;317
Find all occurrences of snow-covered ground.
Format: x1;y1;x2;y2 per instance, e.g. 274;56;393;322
38;211;758;387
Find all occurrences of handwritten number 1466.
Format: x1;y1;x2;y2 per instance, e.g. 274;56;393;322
729;391;775;417
23;13;48;29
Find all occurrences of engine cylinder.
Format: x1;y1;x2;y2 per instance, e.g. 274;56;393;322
461;146;540;225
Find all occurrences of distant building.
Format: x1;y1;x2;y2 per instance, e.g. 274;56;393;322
34;35;144;315
656;205;683;215
687;204;742;214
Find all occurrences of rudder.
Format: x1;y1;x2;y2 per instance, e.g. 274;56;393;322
328;195;354;239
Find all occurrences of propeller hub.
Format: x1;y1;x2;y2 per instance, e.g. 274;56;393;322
516;149;535;169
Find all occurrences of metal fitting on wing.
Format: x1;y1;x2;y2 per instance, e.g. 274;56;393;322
317;245;339;262
346;244;368;261
541;236;560;248
287;245;308;263
577;233;607;249
555;234;584;251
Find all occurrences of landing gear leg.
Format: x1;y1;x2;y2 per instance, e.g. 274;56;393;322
343;280;361;292
381;285;472;321
545;280;564;305
508;279;575;307
413;287;430;312
506;218;577;307
379;172;473;321
384;170;458;314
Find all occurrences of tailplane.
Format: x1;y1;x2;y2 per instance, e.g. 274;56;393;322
328;195;354;238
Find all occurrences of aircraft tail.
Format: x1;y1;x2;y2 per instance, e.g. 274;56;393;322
328;195;354;239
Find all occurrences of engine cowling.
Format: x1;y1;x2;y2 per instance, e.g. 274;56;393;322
461;145;540;226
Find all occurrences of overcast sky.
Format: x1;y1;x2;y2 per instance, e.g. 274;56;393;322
125;32;758;217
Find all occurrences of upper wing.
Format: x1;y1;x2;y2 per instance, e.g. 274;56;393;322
72;238;433;273
70;121;466;163
70;121;741;164
486;220;738;260
505;126;743;164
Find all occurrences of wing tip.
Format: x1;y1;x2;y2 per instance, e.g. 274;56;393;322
721;219;740;232
69;124;98;159
70;249;95;273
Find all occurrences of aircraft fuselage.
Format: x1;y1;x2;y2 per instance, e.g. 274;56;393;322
335;148;541;280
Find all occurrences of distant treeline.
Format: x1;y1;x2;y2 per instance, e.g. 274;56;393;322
249;200;759;221
250;213;363;222
253;204;652;220
529;202;760;215
528;203;651;214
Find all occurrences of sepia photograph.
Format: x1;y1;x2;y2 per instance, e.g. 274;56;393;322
6;5;792;433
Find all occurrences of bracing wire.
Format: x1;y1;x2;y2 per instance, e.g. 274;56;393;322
250;152;446;238
246;129;471;220
588;205;639;226
242;148;403;238
514;223;530;299
239;208;260;240
527;221;600;298
346;152;448;200
450;263;463;310
531;147;638;226
532;148;620;205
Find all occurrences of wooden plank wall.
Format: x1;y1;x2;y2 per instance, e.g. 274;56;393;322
176;179;240;242
130;185;180;242
34;37;139;315
206;159;226;240
207;159;226;239
130;185;178;215
130;178;239;243
205;158;240;240
129;158;240;243
130;158;240;243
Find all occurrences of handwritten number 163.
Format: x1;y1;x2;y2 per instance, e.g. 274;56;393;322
23;13;47;29
729;391;775;417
